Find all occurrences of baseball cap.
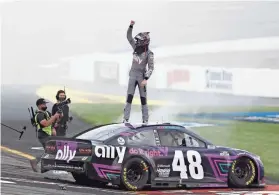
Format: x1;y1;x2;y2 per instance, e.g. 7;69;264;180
36;98;49;106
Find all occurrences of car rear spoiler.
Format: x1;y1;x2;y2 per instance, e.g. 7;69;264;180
46;136;92;144
45;137;94;156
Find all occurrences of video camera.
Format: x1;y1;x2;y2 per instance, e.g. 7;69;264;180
27;98;71;137
56;98;71;114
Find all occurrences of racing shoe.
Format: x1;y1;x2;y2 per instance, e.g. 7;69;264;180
142;120;148;125
29;159;38;172
123;119;129;123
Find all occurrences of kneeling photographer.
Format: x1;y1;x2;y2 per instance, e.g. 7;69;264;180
51;90;72;137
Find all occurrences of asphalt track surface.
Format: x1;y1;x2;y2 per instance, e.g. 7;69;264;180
1;84;279;195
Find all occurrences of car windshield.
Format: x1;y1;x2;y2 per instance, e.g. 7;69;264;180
76;124;129;141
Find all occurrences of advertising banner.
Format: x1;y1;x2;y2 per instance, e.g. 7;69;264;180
167;68;190;88
204;68;233;93
161;65;205;91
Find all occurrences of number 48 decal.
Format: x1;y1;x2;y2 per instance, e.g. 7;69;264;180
172;150;204;179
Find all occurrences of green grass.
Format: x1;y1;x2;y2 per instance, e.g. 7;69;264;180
192;122;279;180
71;103;279;180
71;104;124;125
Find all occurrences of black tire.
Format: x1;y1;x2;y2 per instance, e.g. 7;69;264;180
120;157;149;191
228;157;257;188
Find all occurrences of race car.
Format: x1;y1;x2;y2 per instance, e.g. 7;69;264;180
41;122;265;191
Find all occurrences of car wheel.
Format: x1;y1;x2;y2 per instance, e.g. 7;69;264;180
120;157;149;191
228;157;257;188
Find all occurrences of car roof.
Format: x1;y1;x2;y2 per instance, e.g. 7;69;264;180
109;122;213;145
99;122;185;129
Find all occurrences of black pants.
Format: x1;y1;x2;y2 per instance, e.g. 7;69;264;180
38;130;50;148
56;124;67;137
36;130;51;163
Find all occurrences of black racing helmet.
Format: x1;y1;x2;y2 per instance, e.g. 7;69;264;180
134;32;150;47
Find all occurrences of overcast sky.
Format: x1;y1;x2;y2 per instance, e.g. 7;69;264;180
1;1;279;68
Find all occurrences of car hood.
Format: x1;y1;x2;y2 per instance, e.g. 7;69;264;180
216;146;261;160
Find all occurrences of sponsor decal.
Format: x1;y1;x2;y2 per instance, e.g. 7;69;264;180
205;69;233;90
167;69;190;88
81;157;88;161
55;141;77;163
94;145;126;163
78;148;92;155
141;160;149;171
220;151;230;156
157;164;171;178
172;150;204;180
231;160;237;174
129;147;168;157
133;54;144;64
117;137;125;145
246;160;256;185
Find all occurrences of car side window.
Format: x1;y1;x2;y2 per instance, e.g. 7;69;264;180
157;130;177;147
127;130;156;146
157;130;206;148
180;133;206;148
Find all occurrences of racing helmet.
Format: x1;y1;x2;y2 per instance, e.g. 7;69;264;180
134;32;150;47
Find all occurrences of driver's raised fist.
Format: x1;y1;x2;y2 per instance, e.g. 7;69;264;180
130;20;135;26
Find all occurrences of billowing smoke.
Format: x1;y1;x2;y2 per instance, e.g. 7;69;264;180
2;1;279;148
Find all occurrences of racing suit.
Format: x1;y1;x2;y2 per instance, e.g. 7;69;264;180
123;25;154;123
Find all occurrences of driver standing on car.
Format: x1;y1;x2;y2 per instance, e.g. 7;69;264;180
123;20;155;125
29;98;60;172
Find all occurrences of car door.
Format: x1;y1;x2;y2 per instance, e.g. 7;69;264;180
125;128;164;158
156;129;210;183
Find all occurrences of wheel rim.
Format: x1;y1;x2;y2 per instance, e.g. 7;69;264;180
233;160;251;180
126;163;143;183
